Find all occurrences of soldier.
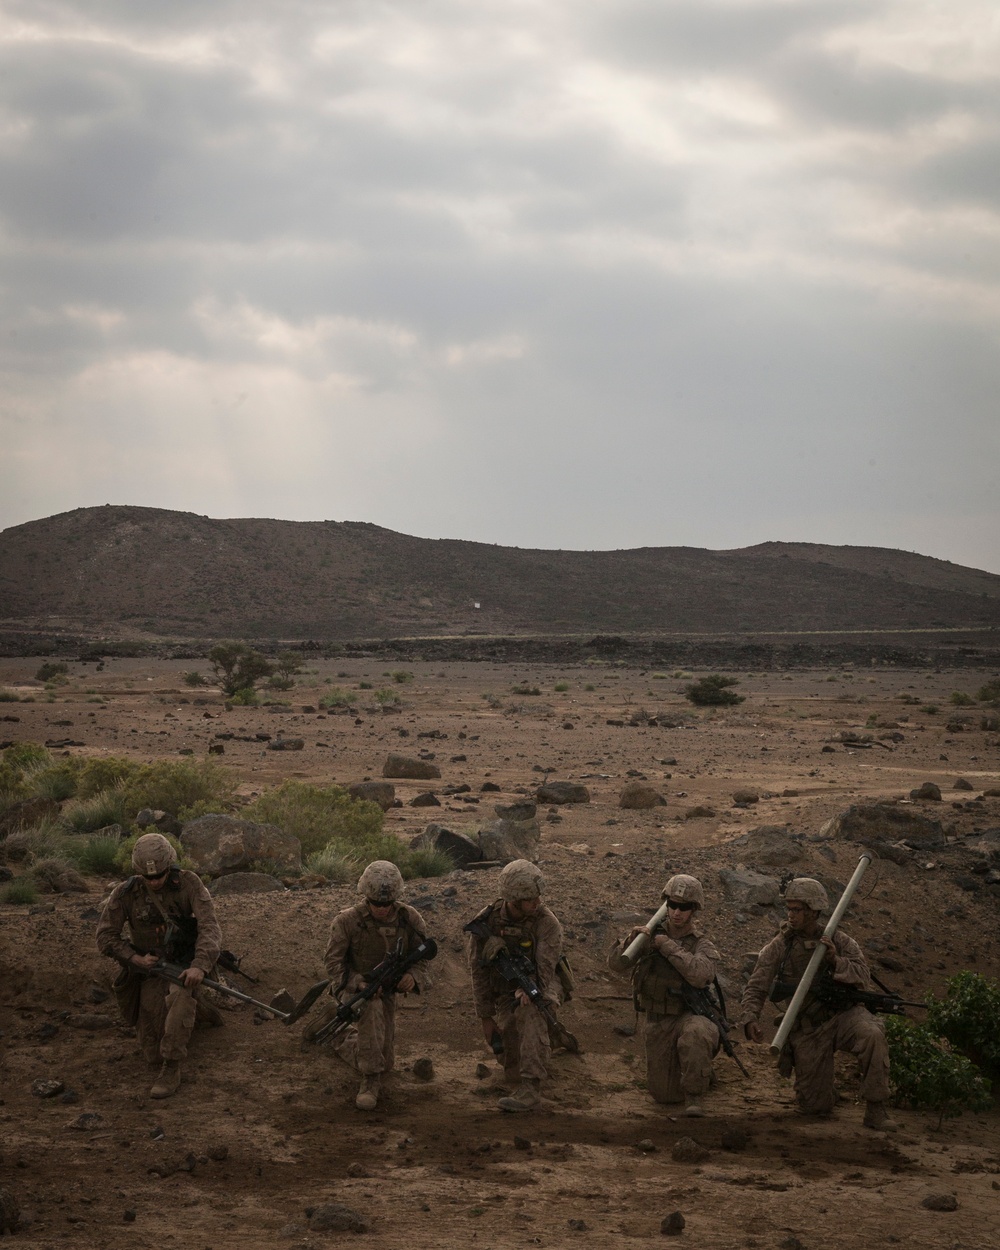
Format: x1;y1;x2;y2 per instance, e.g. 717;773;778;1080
96;832;222;1099
608;874;721;1116
739;877;895;1129
467;859;564;1113
323;860;430;1111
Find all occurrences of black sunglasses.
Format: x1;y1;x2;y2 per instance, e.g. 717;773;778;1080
142;870;169;881
667;899;696;912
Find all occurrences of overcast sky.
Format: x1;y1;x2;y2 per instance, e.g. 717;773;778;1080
2;0;998;573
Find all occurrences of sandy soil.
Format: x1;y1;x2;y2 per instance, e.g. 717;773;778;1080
1;656;998;1249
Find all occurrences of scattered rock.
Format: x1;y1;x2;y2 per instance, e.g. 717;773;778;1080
475;1063;491;1080
619;783;667;810
720;1127;749;1151
819;802;946;850
637;1138;657;1153
684;806;716;820
910;782;942;802
732;826;806;867
268;737;304;752
481;782;501;792
410;792;441;808
307;1203;369;1233
478;809;541;864
660;1211;686;1236
122;1209;137;1223
180;815;302;875
731;789;759;807
717;867;781;908
410;825;483;867
346;1161;370;1179
535;781;590;805
31;1079;65;1098
383;754;442;780
920;1193;958;1211
412;1058;435;1082
568;1218;589;1231
671;1137;710;1164
348;781;396;811
70;1014;115;1031
207;1144;229;1162
513;1135;531;1150
953;778;974;791
68;1112;103;1130
0;1188;20;1234
209;872;285;896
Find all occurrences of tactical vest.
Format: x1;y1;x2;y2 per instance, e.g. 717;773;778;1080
632;930;700;1017
120;870;191;957
772;931;836;1028
475;901;539;997
348;906;419;977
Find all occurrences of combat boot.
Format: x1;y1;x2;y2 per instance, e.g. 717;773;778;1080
150;1060;182;1099
355;1075;380;1111
498;1078;541;1113
863;1101;898;1131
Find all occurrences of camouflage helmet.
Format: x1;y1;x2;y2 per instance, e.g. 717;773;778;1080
784;877;829;913
132;832;176;876
358;860;404;904
499;859;544;902
661;874;705;909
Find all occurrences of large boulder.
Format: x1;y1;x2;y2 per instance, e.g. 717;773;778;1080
731;826;807;868
478;807;541;864
717;866;781;908
410;824;483;867
180;814;302;875
820;802;946;851
619;783;667;810
347;781;396;811
536;781;590;805
383;754;441;780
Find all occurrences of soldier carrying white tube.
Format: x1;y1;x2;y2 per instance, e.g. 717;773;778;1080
738;877;896;1130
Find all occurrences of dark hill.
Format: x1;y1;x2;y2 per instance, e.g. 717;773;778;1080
2;506;999;640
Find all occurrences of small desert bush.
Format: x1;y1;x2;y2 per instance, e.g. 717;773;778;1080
121;758;235;821
320;688;352;709
4;741;51;771
0;689;18;702
228;688;259;706
404;847;454;879
75;756;140;799
1;878;39;905
553;681;569;692
267;674;295;691
25;763;79;802
374;688;401;708
35;662;68;682
977;678;1000;707
391;670;414;684
885;1015;992;1127
921;704;939;715
358;681;373;690
183;670;208;687
949;691;975;707
925;972;1000;1075
67;831;125;877
243;780;385;858
31;856;87;893
685;675;744;707
481;692;502;708
63;788;129;834
512;684;541;696
0;819;69;864
304;846;356;884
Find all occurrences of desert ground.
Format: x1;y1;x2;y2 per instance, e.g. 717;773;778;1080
1;655;998;1249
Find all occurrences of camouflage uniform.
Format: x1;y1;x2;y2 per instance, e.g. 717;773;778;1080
740;924;890;1114
323;901;430;1077
468;899;563;1083
609;928;720;1104
96;868;222;1063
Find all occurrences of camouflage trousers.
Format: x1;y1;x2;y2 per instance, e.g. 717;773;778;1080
137;978;197;1064
495;995;551;1083
643;1011;720;1104
785;1005;890;1114
328;996;398;1076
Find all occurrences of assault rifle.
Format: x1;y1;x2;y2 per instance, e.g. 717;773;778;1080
309;935;438;1046
163;917;260;985
770;977;926;1017
464;919;580;1054
679;980;750;1078
150;960;329;1025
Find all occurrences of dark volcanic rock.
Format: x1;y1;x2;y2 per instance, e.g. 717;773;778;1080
348;781;396;810
307;1203;369;1233
410;824;483;867
619;783;667;810
819;802;946;850
383;753;441;780
181;814;302;875
209;871;285;896
536;781;590;805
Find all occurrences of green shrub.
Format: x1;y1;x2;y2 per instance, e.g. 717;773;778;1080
320;688;352;709
63;788;129;834
4;741;51;771
925;971;1000;1074
0;819;68;864
921;704;939;715
304;846;356;883
183;670;208;687
26;764;79;802
554;682;569;692
75;756;140;799
228;688;259;706
267;674;295;691
2;878;39;905
358;681;373;690
0;689;18;702
685;675;744;707
67;831;125;876
977;679;1000;707
391;670;414;684
511;684;541;696
243;780;385;858
885;1016;992;1127
209;641;273;696
35;662;68;682
482;692;502;708
121;758;235;821
374;688;401;708
275;650;303;679
949;691;976;707
403;847;455;879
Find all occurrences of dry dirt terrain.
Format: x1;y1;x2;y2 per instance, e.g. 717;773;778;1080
1;656;999;1249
